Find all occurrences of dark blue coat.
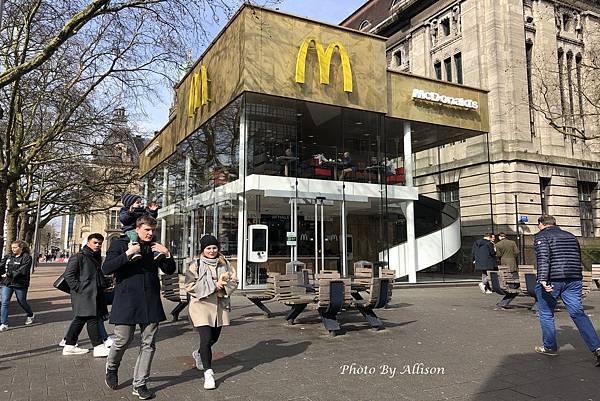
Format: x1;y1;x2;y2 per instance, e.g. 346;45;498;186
101;236;176;325
534;225;582;282
119;207;158;232
472;239;497;271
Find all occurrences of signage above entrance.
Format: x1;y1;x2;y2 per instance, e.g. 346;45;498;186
295;37;353;93
411;88;479;110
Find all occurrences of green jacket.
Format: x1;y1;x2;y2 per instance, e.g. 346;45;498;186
495;238;519;272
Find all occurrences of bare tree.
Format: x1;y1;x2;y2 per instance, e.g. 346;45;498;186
0;0;280;252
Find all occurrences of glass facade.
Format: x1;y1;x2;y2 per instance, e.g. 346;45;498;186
146;92;466;284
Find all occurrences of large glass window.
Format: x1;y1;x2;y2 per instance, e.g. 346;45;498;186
245;93;387;186
578;181;596;237
540;177;550;215
434;61;442;80
444;57;452;82
454;52;463;84
182;96;242;197
439;182;460;212
525;41;535;136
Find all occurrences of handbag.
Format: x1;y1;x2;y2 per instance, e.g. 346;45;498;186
53;273;70;294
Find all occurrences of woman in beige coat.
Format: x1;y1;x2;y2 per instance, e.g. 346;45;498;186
184;235;237;390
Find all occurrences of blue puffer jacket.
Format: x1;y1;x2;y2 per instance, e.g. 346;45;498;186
534;225;582;282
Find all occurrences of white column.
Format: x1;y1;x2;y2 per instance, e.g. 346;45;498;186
403;122;413;188
404;121;417;283
236;194;247;289
341;195;347;276
405;200;417;283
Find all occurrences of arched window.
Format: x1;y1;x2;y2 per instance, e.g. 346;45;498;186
359;20;370;30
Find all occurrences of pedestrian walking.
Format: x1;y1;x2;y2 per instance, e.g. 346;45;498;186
495;233;519;273
472;233;497;294
0;240;35;331
184;235;238;390
102;216;175;400
62;233;111;357
533;215;600;366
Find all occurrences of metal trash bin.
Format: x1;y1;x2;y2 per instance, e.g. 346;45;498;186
353;260;373;276
286;260;306;275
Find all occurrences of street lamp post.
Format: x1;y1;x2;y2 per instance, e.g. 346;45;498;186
31;171;45;272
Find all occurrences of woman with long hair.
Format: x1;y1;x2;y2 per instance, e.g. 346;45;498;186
184;235;238;390
0;240;35;331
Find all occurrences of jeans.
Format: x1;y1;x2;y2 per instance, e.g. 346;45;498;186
535;279;600;352
65;316;102;347
106;323;159;388
1;285;34;325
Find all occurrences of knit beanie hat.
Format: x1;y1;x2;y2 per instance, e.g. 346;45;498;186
122;194;142;208
200;234;220;253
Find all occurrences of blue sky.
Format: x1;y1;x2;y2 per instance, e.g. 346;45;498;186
139;0;367;134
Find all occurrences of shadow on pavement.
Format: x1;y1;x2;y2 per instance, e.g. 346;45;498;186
216;339;311;383
471;324;600;400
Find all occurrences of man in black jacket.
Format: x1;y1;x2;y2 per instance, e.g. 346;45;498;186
62;233;109;357
472;233;497;294
102;216;175;400
534;215;600;366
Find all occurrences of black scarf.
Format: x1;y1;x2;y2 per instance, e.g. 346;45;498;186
81;245;108;289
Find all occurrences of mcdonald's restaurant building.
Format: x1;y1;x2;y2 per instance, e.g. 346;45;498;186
139;5;490;287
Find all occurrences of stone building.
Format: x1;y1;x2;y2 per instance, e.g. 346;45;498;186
63;108;146;254
342;0;600;269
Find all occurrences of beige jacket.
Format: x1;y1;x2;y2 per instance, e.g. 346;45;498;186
184;256;238;327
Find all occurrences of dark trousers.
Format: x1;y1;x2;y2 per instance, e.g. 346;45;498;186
65;316;102;347
197;325;222;369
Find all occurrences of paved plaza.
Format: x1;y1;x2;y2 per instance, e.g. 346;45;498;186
1;265;599;401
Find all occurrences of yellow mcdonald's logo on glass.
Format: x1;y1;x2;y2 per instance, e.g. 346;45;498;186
295;37;353;93
187;65;209;118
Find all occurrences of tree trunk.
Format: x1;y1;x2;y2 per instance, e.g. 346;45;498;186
0;180;7;256
5;183;19;251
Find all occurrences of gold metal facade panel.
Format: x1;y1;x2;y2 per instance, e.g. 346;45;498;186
175;13;246;145
242;8;388;113
140;119;176;175
388;72;490;133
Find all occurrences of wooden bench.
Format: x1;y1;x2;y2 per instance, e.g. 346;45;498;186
316;275;351;336
592;264;600;289
517;265;538;311
241;291;275;318
268;272;317;325
160;273;188;321
488;270;520;309
352;278;393;330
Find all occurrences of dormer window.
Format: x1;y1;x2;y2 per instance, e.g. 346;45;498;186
441;18;451;36
359;20;371;30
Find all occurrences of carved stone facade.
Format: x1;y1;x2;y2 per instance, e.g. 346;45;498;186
342;0;600;265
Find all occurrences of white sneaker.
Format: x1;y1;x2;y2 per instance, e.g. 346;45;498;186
192;350;204;370
104;337;114;348
478;283;486;294
59;339;78;347
485;289;493;294
203;369;216;390
93;344;110;358
25;315;35;325
62;345;89;355
0;324;8;332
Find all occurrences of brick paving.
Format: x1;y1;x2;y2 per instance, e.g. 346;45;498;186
1;265;600;400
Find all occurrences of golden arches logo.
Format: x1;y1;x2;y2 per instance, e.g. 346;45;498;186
187;65;209;118
295;37;353;93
